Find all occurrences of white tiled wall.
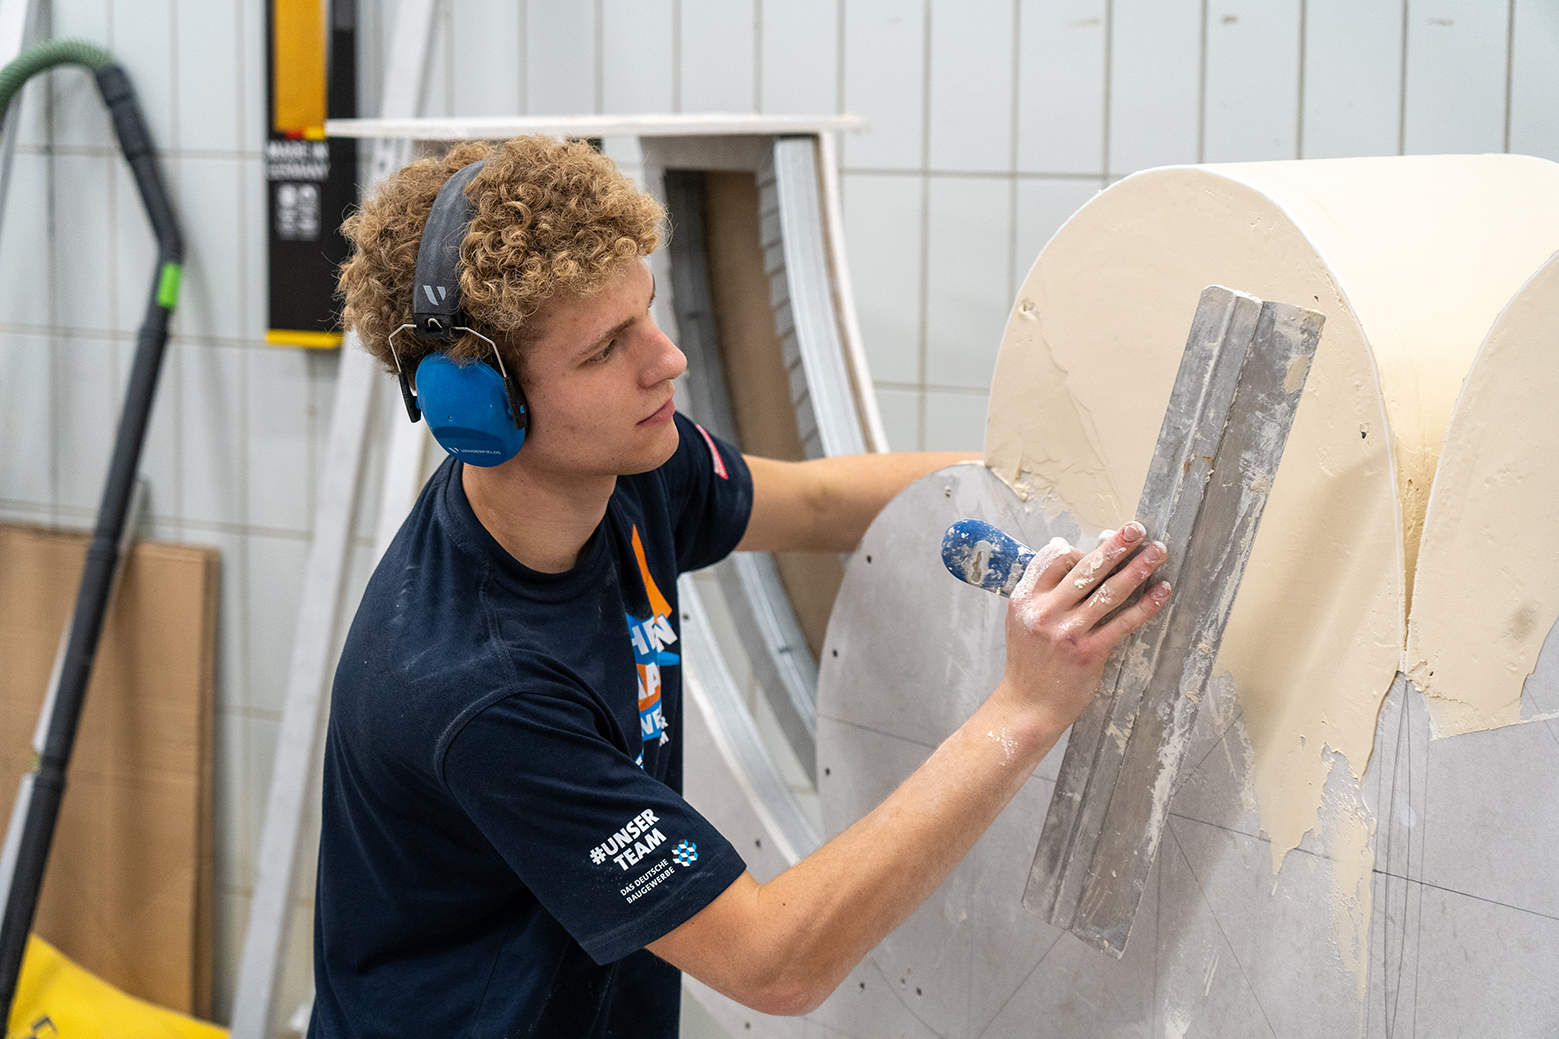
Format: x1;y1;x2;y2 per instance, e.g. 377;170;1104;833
0;0;1548;1028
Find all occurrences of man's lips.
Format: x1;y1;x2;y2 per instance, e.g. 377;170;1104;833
639;397;676;426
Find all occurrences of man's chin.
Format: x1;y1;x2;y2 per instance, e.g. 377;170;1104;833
616;425;681;476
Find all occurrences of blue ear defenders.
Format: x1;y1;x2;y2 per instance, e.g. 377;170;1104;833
386;158;529;466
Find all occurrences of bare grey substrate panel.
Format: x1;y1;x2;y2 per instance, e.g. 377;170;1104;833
662;168;821;779
792;462;1559;1039
761;138;868;460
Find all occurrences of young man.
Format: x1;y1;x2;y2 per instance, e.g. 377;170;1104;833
313;137;1170;1037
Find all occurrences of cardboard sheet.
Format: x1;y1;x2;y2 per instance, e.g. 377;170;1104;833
0;523;218;1017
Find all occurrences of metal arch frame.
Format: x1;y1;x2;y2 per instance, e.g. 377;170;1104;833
760;135;870;461
644;132;885;781
660;166;822;781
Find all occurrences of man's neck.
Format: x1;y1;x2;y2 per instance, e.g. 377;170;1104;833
461;460;617;573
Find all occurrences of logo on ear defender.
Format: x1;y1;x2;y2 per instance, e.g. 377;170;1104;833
422;284;448;305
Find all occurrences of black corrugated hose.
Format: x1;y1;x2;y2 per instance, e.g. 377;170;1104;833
0;38;184;1022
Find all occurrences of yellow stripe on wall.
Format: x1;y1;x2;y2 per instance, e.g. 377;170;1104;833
273;0;327;135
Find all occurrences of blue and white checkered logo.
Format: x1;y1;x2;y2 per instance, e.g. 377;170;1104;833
672;840;698;867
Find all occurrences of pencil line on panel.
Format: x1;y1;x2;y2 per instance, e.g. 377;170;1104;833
1375;873;1559;924
1390;683;1415;1029
814;715;940;751
1183;704;1247;779
1411;702;1427;1031
1170;822;1281;1038
979;930;1067;1035
1167;812;1265;847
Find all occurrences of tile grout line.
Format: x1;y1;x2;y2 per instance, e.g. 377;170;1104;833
835;0;846;118
1296;0;1308;159
517;0;529;114
671;0;681;114
1102;0;1113;180
1196;0;1208;164
752;0;763;113
1503;0;1515;153
843;166;1116;181
1397;0;1409;155
1006;0;1020;309
915;0;933;452
594;0;605;115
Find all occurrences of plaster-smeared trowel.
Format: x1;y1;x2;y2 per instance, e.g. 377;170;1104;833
940;285;1323;958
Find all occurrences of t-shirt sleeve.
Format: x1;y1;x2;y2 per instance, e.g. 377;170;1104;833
661;412;753;573
440;689;749;965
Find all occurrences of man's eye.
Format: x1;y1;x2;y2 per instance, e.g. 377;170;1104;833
591;341;615;363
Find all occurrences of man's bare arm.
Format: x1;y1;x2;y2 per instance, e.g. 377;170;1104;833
650;524;1172;1014
737;452;978;554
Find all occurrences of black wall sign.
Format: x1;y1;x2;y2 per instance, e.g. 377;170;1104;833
266;0;357;348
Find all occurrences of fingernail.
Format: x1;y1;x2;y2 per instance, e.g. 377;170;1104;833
1154;582;1172;600
1121;522;1145;543
1141;541;1163;562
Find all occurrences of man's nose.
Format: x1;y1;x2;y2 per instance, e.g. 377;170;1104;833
646;327;687;384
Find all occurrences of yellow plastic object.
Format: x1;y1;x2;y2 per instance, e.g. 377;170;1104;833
271;0;327;136
6;936;227;1039
265;328;342;349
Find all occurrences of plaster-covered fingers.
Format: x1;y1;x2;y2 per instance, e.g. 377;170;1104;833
1061;521;1146;603
1081;539;1167;619
1011;536;1082;600
1095;579;1172;643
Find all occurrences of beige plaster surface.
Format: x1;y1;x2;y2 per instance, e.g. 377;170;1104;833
1407;249;1559;735
983;154;1559;974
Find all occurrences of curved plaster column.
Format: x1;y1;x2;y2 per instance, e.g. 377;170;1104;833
1407;248;1559;736
984;155;1559;904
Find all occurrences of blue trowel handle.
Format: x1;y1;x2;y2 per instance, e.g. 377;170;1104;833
941;519;1035;597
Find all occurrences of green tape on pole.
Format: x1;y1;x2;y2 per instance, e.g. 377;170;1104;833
156;262;182;308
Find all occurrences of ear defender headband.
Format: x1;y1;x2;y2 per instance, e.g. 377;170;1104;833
386;159;530;466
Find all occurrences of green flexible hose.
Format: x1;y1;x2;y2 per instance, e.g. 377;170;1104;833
0;39;114;122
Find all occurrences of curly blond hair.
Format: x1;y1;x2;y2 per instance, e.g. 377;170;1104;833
338;136;664;380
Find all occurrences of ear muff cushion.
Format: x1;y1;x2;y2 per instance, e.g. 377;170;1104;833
415;353;526;466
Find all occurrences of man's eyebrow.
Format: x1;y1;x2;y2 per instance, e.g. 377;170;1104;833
576;277;656;358
579;314;635;358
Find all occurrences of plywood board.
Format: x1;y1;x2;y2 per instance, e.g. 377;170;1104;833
702;169;843;657
0;523;218;1017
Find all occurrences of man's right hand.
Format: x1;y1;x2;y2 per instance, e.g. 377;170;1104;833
993;521;1172;739
648;523;1170;1017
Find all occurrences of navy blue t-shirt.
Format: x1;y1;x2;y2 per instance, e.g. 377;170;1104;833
310;413;754;1038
